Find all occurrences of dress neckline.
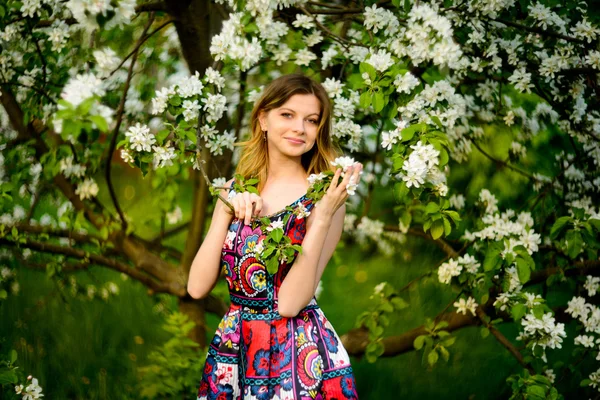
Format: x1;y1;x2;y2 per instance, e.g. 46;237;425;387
229;179;309;220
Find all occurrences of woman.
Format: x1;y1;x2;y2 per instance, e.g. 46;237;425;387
188;73;362;399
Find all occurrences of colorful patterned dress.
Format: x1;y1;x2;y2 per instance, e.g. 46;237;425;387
196;182;359;400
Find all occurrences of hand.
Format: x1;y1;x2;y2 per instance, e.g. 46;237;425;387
225;191;264;225
313;163;363;221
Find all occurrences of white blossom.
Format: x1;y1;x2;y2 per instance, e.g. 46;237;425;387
75;178;99;200
267;218;284;232
60;73;105;107
152;146;177;168
584;275;600;297
454;296;478;316
126;123;156;152
166;206;182;225
438;259;462;284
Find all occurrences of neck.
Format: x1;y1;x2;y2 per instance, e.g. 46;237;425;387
266;152;307;185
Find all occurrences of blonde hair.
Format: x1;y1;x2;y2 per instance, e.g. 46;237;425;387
234;73;341;192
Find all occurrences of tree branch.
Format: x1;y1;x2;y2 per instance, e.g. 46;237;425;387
0;237;184;295
472;140;537;181
105;14;155;229
476;307;534;374
11;224;105;244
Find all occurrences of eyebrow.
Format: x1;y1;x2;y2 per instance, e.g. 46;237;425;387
279;108;320;118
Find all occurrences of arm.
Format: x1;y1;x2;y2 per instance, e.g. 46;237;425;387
187;178;234;299
277;202;346;318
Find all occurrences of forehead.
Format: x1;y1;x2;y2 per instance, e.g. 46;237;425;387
277;94;321;115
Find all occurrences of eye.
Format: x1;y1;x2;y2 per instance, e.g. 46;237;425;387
308;119;319;125
281;112;292;118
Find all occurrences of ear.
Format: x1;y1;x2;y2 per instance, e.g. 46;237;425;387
258;110;267;131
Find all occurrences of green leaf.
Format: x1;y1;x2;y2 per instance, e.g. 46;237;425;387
9;349;17;363
526;385;547;398
510;304;527;321
566;230;583;259
271;228;284;243
184;129;197;144
430;115;443;129
483;242;503;272
441;336;456;347
550;216;571;239
359;91;371;109
445;210;461;222
439;346;450;362
372;91;385;113
427;349;439;366
480;327;490;338
425;202;440;214
516;257;531;284
413;335;426;350
580;379;592;387
359;62;377;81
0;370;18;385
266;256;279;275
400;123;424;142
391;296;408;310
169;95;182;106
532;304;544;319
443;217;452;236
0;289;7;299
89;115;108;132
430;219;444;240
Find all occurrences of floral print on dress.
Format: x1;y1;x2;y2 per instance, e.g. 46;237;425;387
197;180;359;400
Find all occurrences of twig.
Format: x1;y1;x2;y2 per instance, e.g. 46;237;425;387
107;18;174;78
476;307;534;374
472;140;537;181
298;5;368;49
490;18;585;44
193;158;235;213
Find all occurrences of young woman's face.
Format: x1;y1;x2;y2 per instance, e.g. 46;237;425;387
258;93;321;159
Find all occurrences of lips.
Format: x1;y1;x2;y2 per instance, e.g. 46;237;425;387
285;138;305;144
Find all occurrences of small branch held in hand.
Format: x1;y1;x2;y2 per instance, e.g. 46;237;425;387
194;156;235;213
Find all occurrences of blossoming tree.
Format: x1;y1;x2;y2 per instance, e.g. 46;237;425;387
1;0;599;397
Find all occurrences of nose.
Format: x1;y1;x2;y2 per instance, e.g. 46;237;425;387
293;117;305;133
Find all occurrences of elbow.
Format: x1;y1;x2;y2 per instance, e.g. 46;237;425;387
187;284;207;300
277;300;300;318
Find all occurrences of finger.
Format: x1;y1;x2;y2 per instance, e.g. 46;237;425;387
337;165;354;194
329;168;342;192
244;193;253;225
253;194;263;216
236;197;244;220
353;163;362;181
232;197;240;219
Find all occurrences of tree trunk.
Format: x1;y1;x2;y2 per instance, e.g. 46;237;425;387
165;0;230;345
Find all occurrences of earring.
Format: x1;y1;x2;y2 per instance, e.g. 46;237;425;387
263;130;267;142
